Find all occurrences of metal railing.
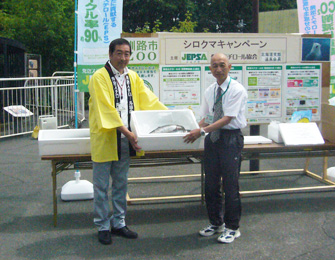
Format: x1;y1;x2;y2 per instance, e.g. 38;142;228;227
0;73;85;138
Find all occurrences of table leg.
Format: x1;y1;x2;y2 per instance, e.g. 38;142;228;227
51;161;57;227
322;156;328;180
304;158;310;173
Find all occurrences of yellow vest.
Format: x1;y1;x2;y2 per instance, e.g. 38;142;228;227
88;67;167;162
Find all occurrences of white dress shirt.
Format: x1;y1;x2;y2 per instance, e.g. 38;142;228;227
200;76;248;130
108;61;129;136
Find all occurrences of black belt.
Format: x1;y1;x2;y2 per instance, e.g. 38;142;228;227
219;129;241;134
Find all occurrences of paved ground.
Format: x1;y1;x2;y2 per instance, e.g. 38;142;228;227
1;125;335;260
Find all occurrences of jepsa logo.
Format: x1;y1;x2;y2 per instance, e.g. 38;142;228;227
181;52;208;63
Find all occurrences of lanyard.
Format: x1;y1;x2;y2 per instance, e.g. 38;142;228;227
107;60;126;99
115;76;125;99
213;78;231;109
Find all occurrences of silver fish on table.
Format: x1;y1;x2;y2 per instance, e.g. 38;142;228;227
149;124;189;134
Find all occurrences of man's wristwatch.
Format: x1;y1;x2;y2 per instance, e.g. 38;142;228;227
200;128;206;136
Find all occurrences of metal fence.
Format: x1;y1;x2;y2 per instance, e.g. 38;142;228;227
0;73;85;138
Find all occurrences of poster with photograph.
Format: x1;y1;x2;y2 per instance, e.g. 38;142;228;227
302;38;330;62
284;64;321;121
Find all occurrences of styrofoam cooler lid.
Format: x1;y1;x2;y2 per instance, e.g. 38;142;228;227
327;167;335;182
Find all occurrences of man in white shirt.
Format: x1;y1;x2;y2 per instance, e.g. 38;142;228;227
184;53;247;244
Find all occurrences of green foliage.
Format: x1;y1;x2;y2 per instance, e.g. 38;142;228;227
260;0;297;11
134;11;198;33
123;0;196;32
134;19;163;33
0;0;74;76
0;0;298;76
170;11;197;32
152;20;162;33
135;21;151;33
124;0;297;33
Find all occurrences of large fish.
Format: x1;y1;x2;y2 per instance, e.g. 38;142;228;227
149;124;189;134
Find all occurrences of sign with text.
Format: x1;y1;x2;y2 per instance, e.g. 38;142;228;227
160;66;202;117
128;64;160;96
77;0;123;91
297;0;335;98
126;38;159;64
164;35;287;64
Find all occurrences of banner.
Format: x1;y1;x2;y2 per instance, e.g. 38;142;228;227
77;0;123;92
297;0;335;98
297;0;334;34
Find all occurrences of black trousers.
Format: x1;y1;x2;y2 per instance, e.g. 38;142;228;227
204;129;243;230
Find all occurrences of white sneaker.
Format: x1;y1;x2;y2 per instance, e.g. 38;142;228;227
199;224;225;237
217;227;241;243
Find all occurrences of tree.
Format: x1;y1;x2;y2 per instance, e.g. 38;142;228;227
123;0;297;34
260;0;297;11
170;11;197;32
123;0;196;32
134;11;198;33
0;0;298;76
0;0;74;76
192;0;253;32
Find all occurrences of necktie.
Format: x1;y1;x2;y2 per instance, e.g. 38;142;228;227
210;86;223;143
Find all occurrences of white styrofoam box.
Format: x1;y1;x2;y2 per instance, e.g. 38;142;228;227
279;122;325;146
39;115;57;130
327;167;335;182
130;110;204;151
38;128;90;156
267;121;283;143
244;136;272;145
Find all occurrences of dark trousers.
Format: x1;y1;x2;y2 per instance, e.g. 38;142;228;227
204;129;244;230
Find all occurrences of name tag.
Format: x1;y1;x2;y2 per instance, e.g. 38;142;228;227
117;104;127;112
205;114;213;124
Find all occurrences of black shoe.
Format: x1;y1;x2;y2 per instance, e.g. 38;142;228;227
98;230;112;245
111;226;138;239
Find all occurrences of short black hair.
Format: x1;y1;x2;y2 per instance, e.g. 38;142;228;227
109;38;132;55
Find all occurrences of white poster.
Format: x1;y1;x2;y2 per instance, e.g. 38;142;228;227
203;65;243;88
160;66;202;117
284;64;322;121
245;65;283;123
203;66;216;92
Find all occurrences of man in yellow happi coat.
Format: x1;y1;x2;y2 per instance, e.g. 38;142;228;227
89;38;167;245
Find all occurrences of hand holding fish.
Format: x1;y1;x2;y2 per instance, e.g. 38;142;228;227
183;128;201;144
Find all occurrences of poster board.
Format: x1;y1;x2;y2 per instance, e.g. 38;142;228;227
244;65;283;123
160;66;202;116
121;33;330;125
284;64;322;122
